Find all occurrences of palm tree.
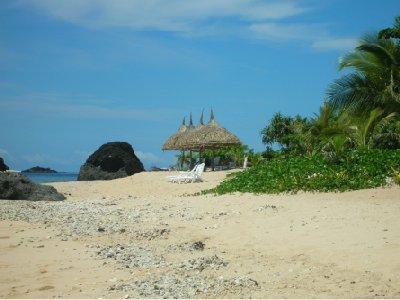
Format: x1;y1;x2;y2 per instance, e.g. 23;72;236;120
379;16;400;39
306;103;351;153
327;33;400;115
350;108;397;148
350;108;384;148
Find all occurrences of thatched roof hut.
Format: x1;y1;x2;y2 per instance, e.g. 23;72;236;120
162;117;187;151
176;109;241;151
162;114;195;151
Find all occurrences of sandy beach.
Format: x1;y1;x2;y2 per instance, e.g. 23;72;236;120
1;170;400;298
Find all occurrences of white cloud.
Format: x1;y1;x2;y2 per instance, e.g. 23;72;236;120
249;22;357;51
0;93;177;121
21;0;306;32
312;38;358;51
249;22;324;41
16;0;356;52
135;150;162;165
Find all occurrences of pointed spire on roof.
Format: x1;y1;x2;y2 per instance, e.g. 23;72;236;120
199;109;204;125
187;112;194;129
209;108;217;125
177;116;188;133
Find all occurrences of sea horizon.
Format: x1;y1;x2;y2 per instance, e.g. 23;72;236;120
23;172;79;184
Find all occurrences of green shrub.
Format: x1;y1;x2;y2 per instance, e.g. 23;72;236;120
206;149;400;195
393;167;400;185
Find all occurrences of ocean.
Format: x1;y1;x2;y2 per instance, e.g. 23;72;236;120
23;172;78;183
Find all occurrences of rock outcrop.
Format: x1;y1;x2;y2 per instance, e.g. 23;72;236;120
0;172;65;201
0;157;9;172
22;166;57;173
78;142;144;181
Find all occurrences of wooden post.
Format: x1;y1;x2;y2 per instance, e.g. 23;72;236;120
211;149;215;171
181;150;185;170
189;150;193;169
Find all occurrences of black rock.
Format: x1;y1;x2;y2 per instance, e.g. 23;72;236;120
192;241;205;251
22;166;57;173
0;172;65;201
78;142;144;181
0;157;9;172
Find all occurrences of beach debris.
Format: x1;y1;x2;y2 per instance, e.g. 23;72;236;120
179;255;228;271
255;204;278;212
113;273;259;298
192;241;205;251
167;241;206;252
133;228;170;240
95;244;166;270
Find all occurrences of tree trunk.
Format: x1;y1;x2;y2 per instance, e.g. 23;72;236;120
211;150;215;171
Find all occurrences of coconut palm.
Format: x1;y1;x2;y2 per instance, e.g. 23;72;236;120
379;16;400;39
327;33;400;115
350;108;398;148
311;105;354;153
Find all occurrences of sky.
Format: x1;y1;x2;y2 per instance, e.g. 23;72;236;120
0;0;399;171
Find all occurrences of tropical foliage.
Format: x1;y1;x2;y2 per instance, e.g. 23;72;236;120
175;145;262;170
261;16;400;158
207;150;400;194
208;16;400;195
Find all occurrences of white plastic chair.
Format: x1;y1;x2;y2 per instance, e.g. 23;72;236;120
167;164;198;182
168;163;205;183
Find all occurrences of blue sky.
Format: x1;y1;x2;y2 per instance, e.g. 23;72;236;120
0;0;398;171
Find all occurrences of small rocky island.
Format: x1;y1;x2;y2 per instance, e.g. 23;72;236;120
78;142;144;181
22;166;57;173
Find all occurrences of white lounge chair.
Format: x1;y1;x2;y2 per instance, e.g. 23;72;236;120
168;163;205;183
167;164;199;181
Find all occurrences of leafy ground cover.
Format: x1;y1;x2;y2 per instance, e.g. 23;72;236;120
206;150;400;195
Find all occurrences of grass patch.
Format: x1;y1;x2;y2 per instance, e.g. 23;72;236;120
205;149;400;195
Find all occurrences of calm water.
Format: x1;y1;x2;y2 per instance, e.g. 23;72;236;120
23;172;78;183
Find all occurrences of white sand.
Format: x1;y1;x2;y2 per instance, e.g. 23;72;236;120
1;170;400;298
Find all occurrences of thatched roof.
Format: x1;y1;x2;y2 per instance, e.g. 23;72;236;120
162;114;195;151
162;117;187;150
176;110;241;150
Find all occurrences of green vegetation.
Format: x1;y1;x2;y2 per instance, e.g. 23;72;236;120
207;16;400;195
175;145;263;170
393;167;400;185
208;150;400;194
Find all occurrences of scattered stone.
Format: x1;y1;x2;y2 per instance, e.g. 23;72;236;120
192;241;205;251
134;228;170;240
95;244;166;271
115;273;259;298
179;255;228;271
255;204;278;212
